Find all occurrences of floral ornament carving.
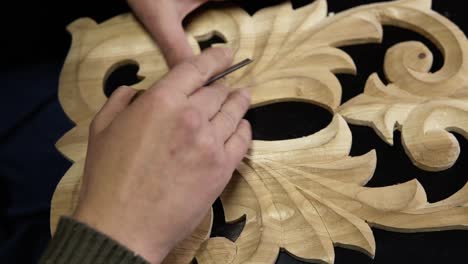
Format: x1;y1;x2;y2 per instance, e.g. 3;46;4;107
51;0;468;264
208;115;468;264
337;2;468;172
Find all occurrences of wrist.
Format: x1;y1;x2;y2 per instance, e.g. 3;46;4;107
42;216;150;264
72;204;169;264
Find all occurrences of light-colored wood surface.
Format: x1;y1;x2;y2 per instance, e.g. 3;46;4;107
51;0;468;263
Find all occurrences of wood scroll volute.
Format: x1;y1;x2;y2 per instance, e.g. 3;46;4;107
51;0;468;264
338;0;468;171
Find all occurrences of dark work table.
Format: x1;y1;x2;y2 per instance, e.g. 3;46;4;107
1;0;467;263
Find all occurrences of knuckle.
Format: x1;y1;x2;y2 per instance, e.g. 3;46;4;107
181;59;208;83
197;136;221;163
232;133;249;149
88;118;101;136
197;135;215;152
230;133;251;156
219;108;237;131
178;107;202;131
234;91;250;110
212;47;232;62
148;89;175;110
213;84;229;104
211;152;224;167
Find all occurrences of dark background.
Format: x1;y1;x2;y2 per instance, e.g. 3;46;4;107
1;0;467;263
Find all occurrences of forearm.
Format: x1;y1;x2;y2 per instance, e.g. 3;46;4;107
39;217;149;264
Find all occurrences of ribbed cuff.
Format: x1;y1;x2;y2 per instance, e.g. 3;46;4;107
39;216;149;264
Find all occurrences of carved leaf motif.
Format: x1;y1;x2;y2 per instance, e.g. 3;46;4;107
187;0;383;112
338;6;468;171
199;115;468;264
212;116;376;264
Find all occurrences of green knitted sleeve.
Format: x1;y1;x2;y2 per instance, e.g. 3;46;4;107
39;216;150;264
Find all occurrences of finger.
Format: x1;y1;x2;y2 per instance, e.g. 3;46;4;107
156;47;234;96
91;86;137;133
149;16;193;67
178;0;211;18
128;0;194;66
211;88;251;142
189;83;230;120
224;119;252;170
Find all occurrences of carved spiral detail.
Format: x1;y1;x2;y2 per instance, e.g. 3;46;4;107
340;1;468;172
402;101;468;171
380;4;467;97
384;41;434;82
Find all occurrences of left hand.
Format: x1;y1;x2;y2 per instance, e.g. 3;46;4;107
127;0;217;67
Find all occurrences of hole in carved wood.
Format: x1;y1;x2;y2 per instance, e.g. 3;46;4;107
276;249;311;264
327;0;384;13
291;0;314;9
337;21;464;204
196;31;227;51
367;228;468;263
245;102;333;141
350;125;468;203
276;247;371;264
234;0;286;15
210;197;246;242
433;1;468;33
274;228;468;264
104;61;144;97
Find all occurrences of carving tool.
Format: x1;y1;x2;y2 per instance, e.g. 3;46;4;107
204;58;253;86
131;58;253;102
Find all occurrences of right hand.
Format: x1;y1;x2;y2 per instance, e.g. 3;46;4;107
72;47;252;263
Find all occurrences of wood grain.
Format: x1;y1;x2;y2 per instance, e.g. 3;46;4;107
51;0;468;263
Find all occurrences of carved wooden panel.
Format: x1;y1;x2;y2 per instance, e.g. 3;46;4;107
51;0;468;263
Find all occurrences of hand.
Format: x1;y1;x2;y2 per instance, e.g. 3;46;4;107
127;0;215;67
72;47;252;264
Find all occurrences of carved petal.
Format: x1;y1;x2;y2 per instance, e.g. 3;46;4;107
249;115;352;162
50;159;85;233
55;118;92;161
205;114;376;263
339;74;423;145
163;211;213;264
195;238;237;264
220;171;264;264
297;188;375;257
